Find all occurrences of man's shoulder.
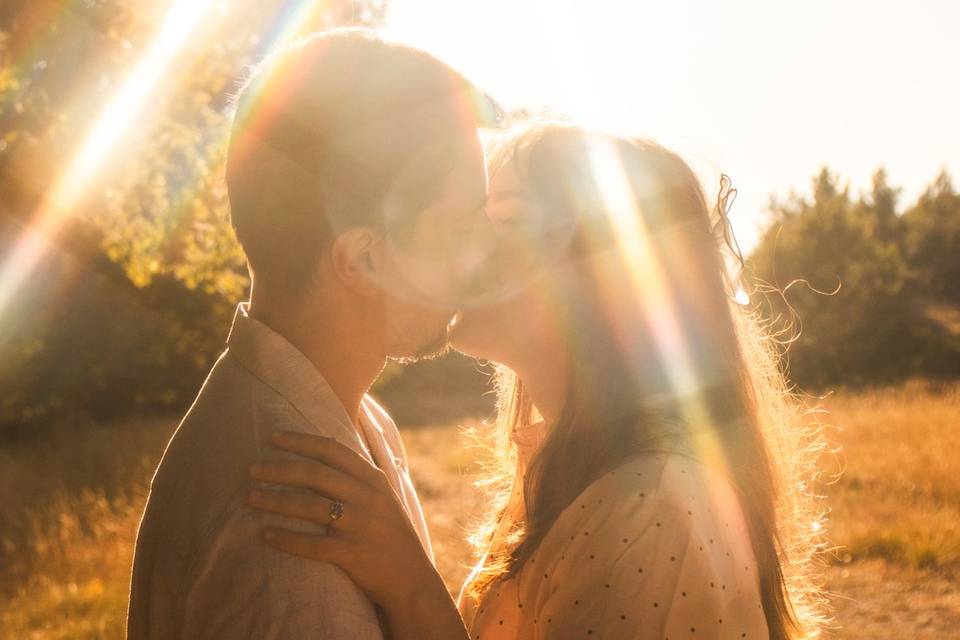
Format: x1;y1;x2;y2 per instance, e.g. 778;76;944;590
143;352;309;521
173;349;315;449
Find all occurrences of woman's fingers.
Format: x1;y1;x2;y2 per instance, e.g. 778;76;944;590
270;432;387;488
247;488;353;528
262;527;345;564
249;458;368;504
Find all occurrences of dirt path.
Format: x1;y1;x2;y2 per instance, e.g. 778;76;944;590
823;561;960;639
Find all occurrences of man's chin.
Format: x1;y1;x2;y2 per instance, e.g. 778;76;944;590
445;315;482;359
390;330;452;365
413;335;453;362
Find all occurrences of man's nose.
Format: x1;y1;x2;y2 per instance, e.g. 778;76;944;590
456;214;498;281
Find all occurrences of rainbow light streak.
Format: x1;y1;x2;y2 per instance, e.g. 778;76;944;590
584;136;710;423
258;1;332;58
219;1;331;174
126;0;332;288
132;2;330;286
231;2;502;168
0;0;215;312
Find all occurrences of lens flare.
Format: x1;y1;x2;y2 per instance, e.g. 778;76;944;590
0;0;216;313
0;0;343;315
223;1;342;182
585;138;703;397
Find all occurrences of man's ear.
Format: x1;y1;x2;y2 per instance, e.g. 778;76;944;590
329;227;382;296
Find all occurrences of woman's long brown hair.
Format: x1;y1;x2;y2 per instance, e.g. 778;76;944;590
464;123;827;638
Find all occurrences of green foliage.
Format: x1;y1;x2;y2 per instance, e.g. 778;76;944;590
749;167;960;389
0;1;388;430
2;0;957;429
0;218;234;427
904;171;960;302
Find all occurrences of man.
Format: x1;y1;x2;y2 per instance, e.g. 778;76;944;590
127;28;500;639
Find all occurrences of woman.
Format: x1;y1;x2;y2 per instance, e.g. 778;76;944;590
246;123;826;639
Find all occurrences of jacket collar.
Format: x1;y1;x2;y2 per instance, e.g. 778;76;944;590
226;303;369;454
226;303;406;497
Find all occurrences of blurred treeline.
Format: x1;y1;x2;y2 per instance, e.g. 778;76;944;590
1;1;957;434
749;168;960;388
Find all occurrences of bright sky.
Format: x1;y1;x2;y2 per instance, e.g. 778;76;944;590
385;0;959;251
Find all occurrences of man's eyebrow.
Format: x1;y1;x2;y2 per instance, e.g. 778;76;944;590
488;190;529;202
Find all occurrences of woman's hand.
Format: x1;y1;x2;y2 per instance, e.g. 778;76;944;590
247;431;468;640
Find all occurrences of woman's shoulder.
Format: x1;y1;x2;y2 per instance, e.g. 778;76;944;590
549;451;746;543
577;451;735;505
518;457;768;640
525;451;759;594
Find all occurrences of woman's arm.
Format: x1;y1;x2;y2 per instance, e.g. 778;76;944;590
246;431;470;640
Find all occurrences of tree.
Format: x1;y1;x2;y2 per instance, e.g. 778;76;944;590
903;170;960;302
0;0;388;430
858;168;902;245
749;167;960;389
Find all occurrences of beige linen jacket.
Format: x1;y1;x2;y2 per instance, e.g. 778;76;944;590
127;303;431;639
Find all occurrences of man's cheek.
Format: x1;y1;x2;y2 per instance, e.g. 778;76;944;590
396;256;461;306
456;231;497;283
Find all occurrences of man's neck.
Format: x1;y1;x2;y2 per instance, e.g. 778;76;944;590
247;295;385;423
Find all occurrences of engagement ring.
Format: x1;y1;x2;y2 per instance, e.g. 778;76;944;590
329;499;344;523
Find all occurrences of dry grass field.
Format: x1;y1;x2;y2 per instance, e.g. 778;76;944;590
1;383;957;639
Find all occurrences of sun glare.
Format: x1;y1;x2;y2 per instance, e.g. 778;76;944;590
586;137;702;400
586;136;736;482
0;0;217;314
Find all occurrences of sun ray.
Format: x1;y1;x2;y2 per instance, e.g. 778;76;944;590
583;135;729;472
0;0;216;314
207;1;335;180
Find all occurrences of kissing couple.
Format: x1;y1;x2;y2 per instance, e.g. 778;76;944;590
128;27;822;640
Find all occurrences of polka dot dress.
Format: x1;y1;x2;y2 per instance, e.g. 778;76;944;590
458;425;769;639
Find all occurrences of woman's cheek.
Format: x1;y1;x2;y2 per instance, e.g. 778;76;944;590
449;296;521;361
448;305;498;359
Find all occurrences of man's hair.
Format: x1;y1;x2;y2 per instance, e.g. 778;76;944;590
226;28;500;299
